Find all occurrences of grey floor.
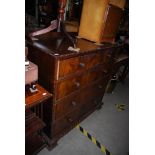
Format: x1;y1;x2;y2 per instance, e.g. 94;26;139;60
38;78;129;155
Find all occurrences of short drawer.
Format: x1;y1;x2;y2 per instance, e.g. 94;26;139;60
58;57;83;78
86;65;108;84
100;49;113;64
81;96;103;116
57;52;103;79
54;92;81;121
80;77;109;106
56;73;88;100
56;67;109;100
53;108;82;136
83;52;101;69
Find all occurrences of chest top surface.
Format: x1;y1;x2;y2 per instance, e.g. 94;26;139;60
27;32;121;59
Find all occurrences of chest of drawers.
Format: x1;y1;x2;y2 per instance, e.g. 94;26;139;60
27;32;121;147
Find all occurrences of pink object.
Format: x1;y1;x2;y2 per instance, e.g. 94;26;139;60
25;47;38;85
25;47;28;57
29;20;58;37
25;61;38;85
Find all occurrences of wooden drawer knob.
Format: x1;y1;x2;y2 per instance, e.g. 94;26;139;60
98;85;103;89
67;118;73;123
79;63;85;68
107;54;111;58
102;70;108;74
71;101;77;107
75;82;80;88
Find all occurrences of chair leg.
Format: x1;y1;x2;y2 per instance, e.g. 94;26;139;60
120;64;129;83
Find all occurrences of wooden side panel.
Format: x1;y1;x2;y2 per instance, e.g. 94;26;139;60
101;4;123;43
28;45;56;79
27;45;56;93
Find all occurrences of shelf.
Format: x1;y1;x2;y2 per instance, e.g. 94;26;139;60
25;110;45;138
25;134;46;155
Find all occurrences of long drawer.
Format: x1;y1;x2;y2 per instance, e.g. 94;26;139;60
54;92;82;121
53;94;105;137
55;64;109;100
54;76;109;121
57;50;113;79
52;108;82;136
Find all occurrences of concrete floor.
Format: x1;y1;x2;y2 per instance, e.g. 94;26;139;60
38;78;129;155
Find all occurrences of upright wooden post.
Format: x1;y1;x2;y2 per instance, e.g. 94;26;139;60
57;0;67;32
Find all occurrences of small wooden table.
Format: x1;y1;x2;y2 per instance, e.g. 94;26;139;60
25;84;52;155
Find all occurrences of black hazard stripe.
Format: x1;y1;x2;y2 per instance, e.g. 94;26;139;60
105;149;111;155
76;125;112;155
87;132;92;140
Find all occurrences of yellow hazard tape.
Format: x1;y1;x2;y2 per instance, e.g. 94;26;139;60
76;125;112;155
115;104;125;111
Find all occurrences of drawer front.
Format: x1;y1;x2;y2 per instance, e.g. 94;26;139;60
86;64;108;84
57;52;111;79
53;108;82;136
84;52;101;69
54;75;109;120
53;77;109;137
100;49;113;64
80;78;109;116
80;77;109;105
53;86;107;137
56;65;109;100
81;96;103;116
58;57;83;78
56;64;108;100
56;73;88;100
54;92;81;121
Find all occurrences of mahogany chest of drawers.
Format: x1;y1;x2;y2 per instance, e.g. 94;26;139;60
27;32;121;147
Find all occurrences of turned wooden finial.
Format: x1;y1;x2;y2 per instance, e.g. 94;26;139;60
57;0;67;31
